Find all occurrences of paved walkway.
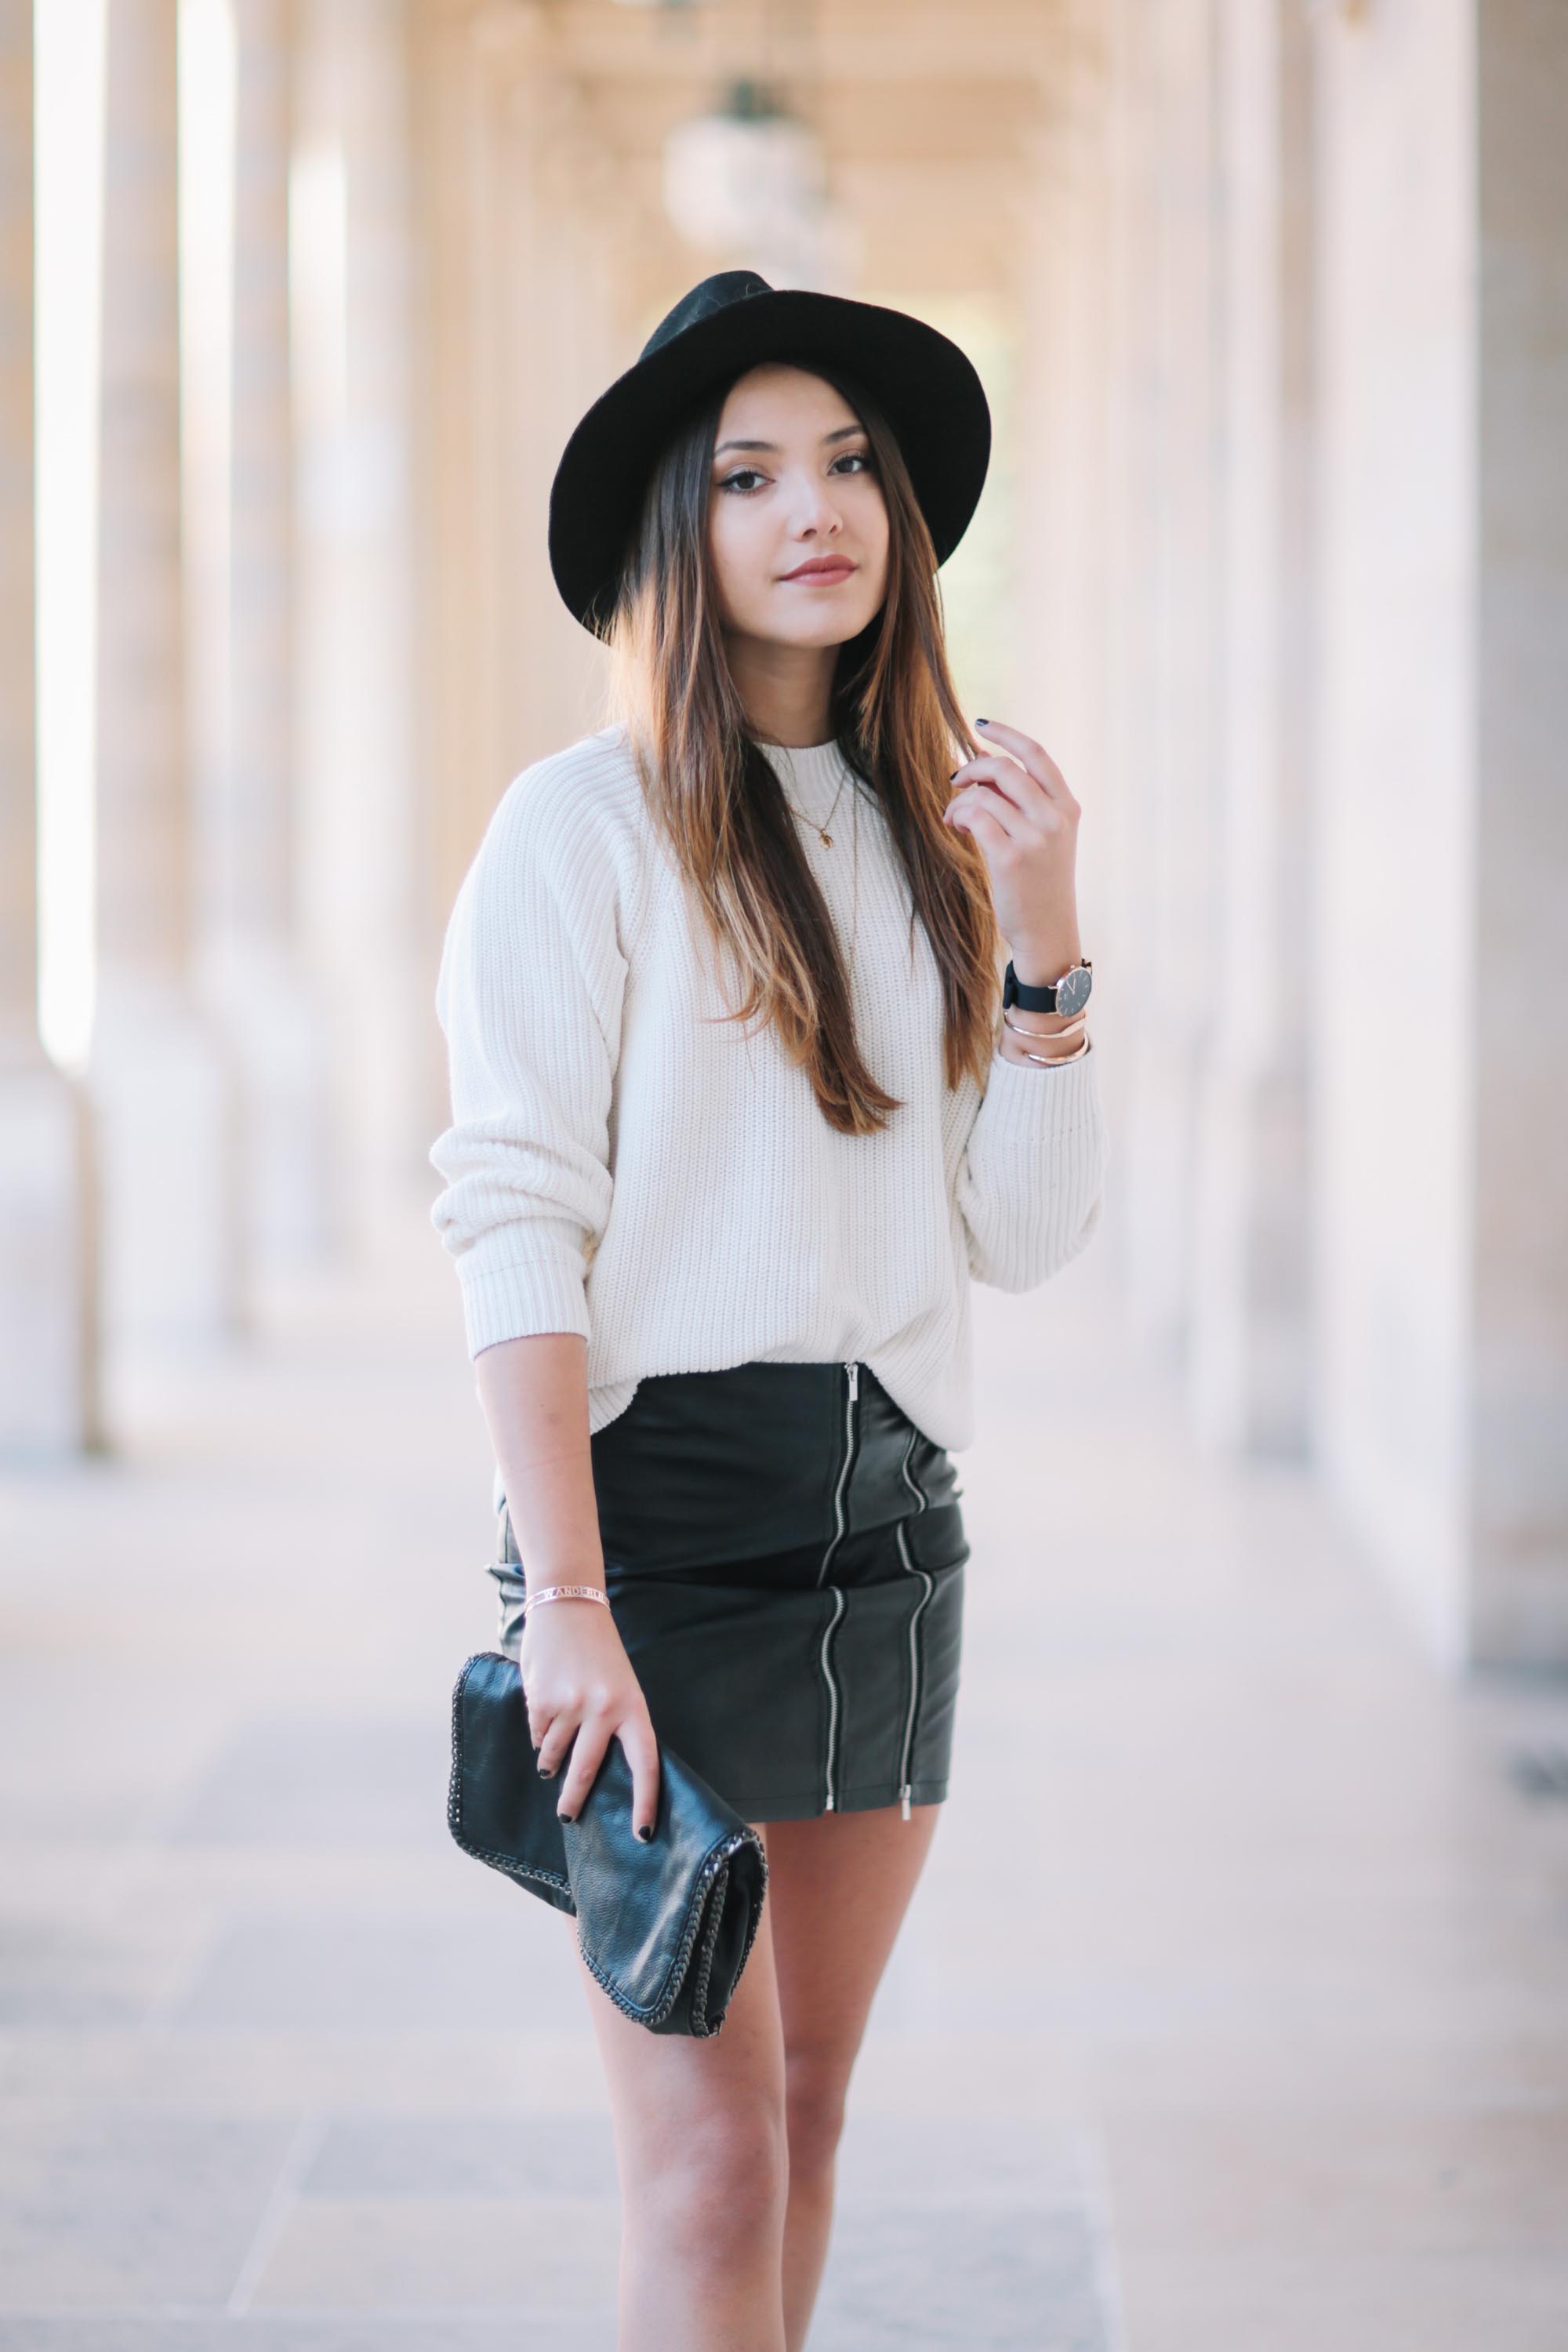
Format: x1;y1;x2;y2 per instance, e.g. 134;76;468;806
2;1207;1566;2350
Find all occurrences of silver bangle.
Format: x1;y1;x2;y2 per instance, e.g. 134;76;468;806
521;1584;612;1614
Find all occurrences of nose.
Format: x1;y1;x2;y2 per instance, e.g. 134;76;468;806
784;466;845;541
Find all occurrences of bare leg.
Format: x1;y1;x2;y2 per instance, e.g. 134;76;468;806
766;1800;944;2352
567;1820;789;2352
566;1801;942;2351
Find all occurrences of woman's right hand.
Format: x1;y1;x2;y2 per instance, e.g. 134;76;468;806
522;1597;662;1841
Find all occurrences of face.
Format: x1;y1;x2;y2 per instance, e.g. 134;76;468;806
705;363;890;651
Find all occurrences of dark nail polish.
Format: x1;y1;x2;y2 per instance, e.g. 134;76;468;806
558;1810;575;1824
637;1823;655;1842
536;1764;554;1778
976;717;989;726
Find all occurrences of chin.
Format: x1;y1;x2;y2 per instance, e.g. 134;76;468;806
766;601;882;650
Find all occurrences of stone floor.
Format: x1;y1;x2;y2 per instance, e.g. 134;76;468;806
2;1206;1567;2350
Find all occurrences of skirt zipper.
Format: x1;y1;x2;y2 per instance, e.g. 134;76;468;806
817;1359;859;1812
895;1423;935;1820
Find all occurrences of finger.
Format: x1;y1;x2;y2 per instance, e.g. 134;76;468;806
946;780;1030;842
946;800;1014;856
973;719;1076;807
555;1717;611;1823
533;1712;575;1781
616;1717;662;1842
948;756;1052;825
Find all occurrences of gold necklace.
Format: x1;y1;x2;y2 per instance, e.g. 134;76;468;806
848;761;860;960
784;760;850;848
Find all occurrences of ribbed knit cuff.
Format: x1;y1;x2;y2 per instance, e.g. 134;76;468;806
459;1250;592;1359
978;1039;1103;1152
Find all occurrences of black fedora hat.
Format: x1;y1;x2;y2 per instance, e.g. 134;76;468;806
548;269;992;637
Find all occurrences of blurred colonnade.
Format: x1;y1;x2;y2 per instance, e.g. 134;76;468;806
1;0;1564;1676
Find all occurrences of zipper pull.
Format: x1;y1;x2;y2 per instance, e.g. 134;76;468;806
900;1784;912;1821
845;1359;859;1400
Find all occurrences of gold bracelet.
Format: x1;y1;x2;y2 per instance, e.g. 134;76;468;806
1000;1008;1092;1065
521;1583;612;1614
1003;1007;1088;1042
1007;1030;1091;1066
1002;1008;1091;1063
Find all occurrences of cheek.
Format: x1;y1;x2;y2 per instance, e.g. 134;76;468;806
854;489;891;588
706;499;767;617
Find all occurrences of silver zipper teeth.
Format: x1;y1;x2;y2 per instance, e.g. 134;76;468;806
895;1425;935;1820
818;1359;859;1812
818;1585;847;1812
815;1359;858;1588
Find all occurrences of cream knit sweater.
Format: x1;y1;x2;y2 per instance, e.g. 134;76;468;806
429;724;1108;1454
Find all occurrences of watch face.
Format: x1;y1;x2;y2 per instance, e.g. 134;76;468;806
1056;966;1092;1015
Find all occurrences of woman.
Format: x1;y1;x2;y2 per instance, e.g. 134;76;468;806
429;270;1108;2351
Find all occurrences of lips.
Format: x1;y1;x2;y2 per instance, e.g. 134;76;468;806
781;558;857;583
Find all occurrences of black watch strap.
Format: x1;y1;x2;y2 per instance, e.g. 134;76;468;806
1003;960;1065;1012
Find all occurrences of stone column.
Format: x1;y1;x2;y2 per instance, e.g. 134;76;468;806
1313;0;1568;1664
1015;13;1116;1138
1188;0;1317;1458
1468;0;1568;1661
90;0;239;1349
293;0;430;1252
492;56;619;774
417;10;618;815
405;11;630;1202
0;0;100;1453
408;2;514;942
198;0;333;1273
1095;0;1225;1371
0;0;33;1071
1076;0;1318;1451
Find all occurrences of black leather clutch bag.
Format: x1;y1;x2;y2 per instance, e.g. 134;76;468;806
448;1650;768;2038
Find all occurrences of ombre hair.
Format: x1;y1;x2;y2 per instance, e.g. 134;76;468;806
597;363;1000;1137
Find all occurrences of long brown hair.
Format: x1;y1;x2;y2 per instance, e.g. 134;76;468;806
597;363;1000;1135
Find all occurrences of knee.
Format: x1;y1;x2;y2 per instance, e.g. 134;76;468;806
633;2104;789;2259
784;2048;849;2181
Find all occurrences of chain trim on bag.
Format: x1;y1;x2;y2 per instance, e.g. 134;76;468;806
573;1829;770;2036
448;1653;575;1908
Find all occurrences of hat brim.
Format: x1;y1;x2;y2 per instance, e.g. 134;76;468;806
547;288;992;637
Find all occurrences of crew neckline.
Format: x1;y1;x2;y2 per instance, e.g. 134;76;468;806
756;737;851;821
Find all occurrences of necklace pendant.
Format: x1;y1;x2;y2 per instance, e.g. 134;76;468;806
818;829;833;848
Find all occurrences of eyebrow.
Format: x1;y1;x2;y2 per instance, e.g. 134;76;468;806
713;426;866;458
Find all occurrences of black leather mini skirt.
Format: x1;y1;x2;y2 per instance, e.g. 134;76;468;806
490;1359;970;1824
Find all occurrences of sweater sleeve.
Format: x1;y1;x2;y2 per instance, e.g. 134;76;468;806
428;765;626;1358
954;1040;1109;1291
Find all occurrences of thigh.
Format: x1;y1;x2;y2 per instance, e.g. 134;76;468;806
563;1822;788;2172
764;1802;943;2075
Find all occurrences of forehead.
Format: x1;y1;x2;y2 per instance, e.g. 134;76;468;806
714;362;863;439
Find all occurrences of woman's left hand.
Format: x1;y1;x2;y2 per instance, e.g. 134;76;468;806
943;717;1082;983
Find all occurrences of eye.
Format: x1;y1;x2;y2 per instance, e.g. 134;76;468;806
832;448;873;474
717;467;768;495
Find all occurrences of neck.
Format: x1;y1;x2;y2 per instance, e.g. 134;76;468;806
722;630;838;750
